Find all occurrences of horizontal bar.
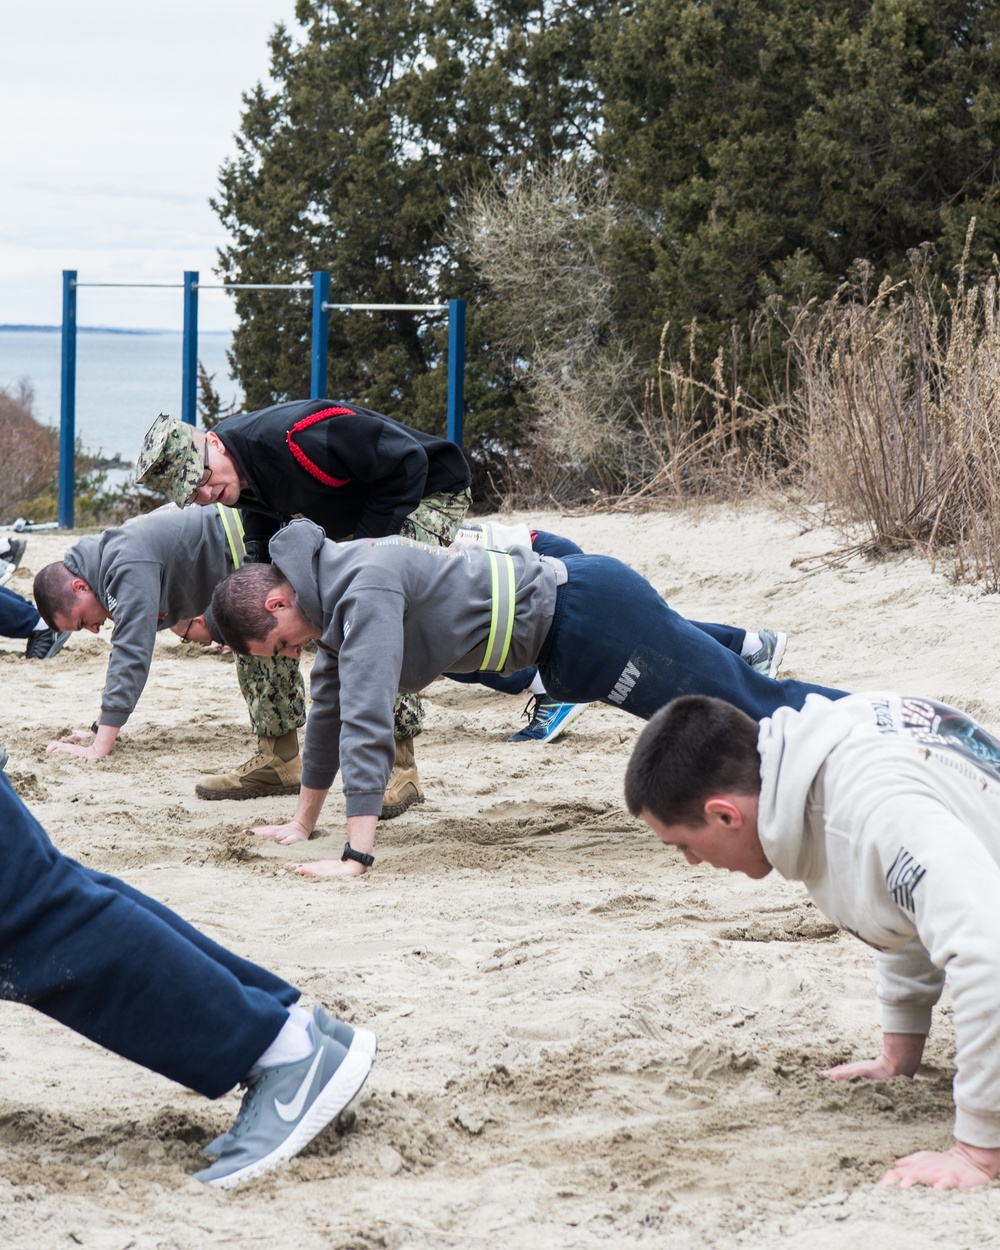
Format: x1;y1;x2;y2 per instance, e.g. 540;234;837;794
323;302;447;312
199;283;311;291
74;282;185;289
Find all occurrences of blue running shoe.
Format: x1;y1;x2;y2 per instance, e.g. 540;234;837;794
745;629;787;679
194;1022;374;1188
507;696;588;743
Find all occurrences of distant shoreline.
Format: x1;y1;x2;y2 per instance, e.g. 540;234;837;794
0;325;231;336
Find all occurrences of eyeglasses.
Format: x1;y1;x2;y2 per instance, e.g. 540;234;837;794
179;618;195;643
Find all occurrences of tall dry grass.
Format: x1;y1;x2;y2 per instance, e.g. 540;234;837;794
792;229;1000;589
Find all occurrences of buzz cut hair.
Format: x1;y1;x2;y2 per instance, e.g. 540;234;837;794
209;563;289;655
624;695;762;828
33;562;84;629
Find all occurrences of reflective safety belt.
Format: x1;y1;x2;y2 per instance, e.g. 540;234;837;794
479;550;516;672
216;504;247;569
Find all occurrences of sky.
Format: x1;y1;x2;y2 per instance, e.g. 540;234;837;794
1;1;304;331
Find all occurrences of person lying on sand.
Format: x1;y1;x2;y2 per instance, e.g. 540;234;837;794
625;691;1000;1190
0;769;375;1189
208;517;844;878
33;503;306;799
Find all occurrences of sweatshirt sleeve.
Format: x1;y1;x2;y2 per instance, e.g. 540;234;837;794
300;585;402;814
97;564;164;727
865;795;1000;1148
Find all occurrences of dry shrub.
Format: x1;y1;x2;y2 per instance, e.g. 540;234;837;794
0;387;59;520
791;226;1000;588
614;318;794;508
457;164;643;505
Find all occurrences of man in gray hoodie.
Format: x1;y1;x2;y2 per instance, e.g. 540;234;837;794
32;503;303;788
624;691;1000;1191
209;518;845;878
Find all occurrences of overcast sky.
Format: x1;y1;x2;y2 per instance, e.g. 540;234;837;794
1;1;303;331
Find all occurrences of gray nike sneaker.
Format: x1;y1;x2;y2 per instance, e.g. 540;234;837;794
201;1006;378;1159
194;1023;375;1188
745;629;787;679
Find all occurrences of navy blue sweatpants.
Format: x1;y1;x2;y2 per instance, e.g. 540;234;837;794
536;554;846;720
0;772;297;1098
0;584;39;638
453;531;748;696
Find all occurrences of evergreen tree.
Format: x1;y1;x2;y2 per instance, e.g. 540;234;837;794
595;0;1000;365
213;0;610;492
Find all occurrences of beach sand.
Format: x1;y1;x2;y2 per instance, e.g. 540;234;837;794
2;504;999;1249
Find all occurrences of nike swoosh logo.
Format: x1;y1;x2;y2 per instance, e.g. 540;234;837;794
274;1049;324;1122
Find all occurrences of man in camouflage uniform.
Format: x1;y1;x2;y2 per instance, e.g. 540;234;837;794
134;403;472;815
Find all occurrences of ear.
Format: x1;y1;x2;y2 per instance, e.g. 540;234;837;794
262;591;294;614
703;797;745;829
71;577;92;597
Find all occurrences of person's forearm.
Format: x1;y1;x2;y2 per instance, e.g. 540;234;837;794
291;785;330;834
345;813;378;855
92;723;120;758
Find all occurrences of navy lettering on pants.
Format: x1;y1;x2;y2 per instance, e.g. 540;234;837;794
536;554;846;721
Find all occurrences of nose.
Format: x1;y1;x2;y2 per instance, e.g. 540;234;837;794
683;850;702;866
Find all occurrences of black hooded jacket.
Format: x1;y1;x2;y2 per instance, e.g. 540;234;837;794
215;398;470;555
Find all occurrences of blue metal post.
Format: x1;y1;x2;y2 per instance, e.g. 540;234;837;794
182;271;199;425
446;298;466;446
58;270;78;529
311;270;330;398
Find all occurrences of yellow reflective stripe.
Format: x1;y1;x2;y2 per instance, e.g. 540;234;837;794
216;504;246;569
479;550;516;672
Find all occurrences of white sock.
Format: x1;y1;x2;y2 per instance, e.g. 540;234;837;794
288;1002;313;1031
741;631;762;658
29;615;44;633
254;1015;313;1069
529;672;547;696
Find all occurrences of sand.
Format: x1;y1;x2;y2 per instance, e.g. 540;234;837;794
2;504;1000;1249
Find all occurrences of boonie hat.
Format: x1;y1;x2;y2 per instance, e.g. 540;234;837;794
134;414;203;506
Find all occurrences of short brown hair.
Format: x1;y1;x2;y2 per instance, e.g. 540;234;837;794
624;696;762;827
33;562;81;629
210;563;288;653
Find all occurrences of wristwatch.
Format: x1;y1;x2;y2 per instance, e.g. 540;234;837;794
341;841;375;867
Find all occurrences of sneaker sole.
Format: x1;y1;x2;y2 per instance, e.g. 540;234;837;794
766;632;788;680
195;782;302;801
204;1040;375;1190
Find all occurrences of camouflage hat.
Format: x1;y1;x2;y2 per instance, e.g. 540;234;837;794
134;414;203;506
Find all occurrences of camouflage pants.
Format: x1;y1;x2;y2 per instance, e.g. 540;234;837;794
237;653;307;737
239;487;471;741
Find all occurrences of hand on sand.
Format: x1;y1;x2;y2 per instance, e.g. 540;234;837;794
825;1032;925;1081
48;734;101;759
252;821;311;844
879;1143;1000;1189
292;858;366;878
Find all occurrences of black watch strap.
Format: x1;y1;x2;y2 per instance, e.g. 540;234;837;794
341;841;375;867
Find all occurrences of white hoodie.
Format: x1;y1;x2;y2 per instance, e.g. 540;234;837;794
757;691;1000;1148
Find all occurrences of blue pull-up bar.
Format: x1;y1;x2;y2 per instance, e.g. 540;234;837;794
58;270;467;528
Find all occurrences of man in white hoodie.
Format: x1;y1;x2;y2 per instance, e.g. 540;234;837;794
624;691;1000;1190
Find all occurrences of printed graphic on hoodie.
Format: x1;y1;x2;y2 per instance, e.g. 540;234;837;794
869;695;1000;786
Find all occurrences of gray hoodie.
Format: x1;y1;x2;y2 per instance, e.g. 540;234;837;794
757;691;1000;1147
268;519;563;814
65;504;237;727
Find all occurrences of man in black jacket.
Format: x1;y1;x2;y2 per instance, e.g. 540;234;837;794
135;402;472;813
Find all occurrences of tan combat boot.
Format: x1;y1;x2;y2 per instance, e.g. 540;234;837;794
195;730;302;800
381;735;424;819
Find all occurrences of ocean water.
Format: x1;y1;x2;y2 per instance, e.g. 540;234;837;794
0;328;242;476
